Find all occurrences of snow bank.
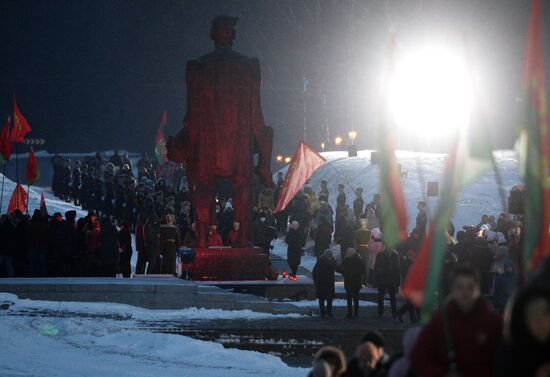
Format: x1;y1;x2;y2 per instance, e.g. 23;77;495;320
0;292;303;321
0;315;305;377
0;293;307;377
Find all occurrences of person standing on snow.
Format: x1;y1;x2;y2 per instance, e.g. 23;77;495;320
339;248;364;319
312;249;337;319
285;221;306;279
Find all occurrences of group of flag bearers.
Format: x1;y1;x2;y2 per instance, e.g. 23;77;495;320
0;94;42;215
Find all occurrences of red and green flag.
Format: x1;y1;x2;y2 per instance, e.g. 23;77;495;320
10;94;32;143
402;41;493;322
154;110;168;165
518;0;550;272
0;115;12;163
25;148;40;186
378;33;408;249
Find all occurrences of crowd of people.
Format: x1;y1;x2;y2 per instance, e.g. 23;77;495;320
307;263;550;377
0;151;548;376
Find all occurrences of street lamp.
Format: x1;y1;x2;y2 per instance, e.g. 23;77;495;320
276;155;283;163
347;131;358;157
284;157;292;164
348;131;357;145
334;136;343;146
321;142;325;151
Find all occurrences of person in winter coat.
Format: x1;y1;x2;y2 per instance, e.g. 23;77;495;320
312;201;334;240
118;221;133;277
415;201;427;235
336;184;346;214
48;212;66;277
314;216;333;258
12;211;29;277
367;228;384;286
411;265;502;377
373;244;400;317
252;211;277;254
285;221;306;278
353;218;371;284
496;285;550;377
85;218;101;276
0;214;16;277
182;222;198;247
336;205;356;259
62;210;79;276
395;228;421;322
134;213;147;274
159;214;180;274
143;215;160;274
312;249;337;318
353;188;365;219
319;180;330;201
98;217;119;277
207;225;223;246
227;221;241;247
27;210;49;277
339;248;364;319
218;202;235;245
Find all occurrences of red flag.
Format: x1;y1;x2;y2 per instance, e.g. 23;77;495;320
0;115;12;163
274;141;326;213
25;148;40;186
154;110;168;165
40;192;48;213
520;0;550;271
10;94;32;143
7;183;28;214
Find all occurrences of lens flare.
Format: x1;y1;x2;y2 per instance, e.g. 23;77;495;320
389;47;472;136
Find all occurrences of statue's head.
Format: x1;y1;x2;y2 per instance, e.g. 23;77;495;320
210;15;238;48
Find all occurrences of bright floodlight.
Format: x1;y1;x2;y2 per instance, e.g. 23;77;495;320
389;47;472;136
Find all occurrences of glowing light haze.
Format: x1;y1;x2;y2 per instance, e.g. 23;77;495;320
389;46;473;137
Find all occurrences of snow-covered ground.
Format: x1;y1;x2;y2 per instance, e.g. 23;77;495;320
0;293;307;377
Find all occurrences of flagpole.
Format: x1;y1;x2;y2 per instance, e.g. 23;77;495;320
15;143;19;212
0;163;6;214
25;184;30;215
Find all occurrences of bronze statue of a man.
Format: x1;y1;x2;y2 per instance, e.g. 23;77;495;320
167;15;274;248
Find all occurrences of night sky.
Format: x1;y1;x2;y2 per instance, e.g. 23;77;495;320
0;0;548;156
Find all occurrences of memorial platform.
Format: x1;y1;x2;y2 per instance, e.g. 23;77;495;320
188;247;270;281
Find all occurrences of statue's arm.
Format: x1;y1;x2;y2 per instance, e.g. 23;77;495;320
167;62;199;163
250;58;275;188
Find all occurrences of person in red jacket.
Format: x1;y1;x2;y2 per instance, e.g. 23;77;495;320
207;225;223;247
410;264;502;377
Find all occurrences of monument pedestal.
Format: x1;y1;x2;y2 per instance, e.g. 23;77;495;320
189;247;270;281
